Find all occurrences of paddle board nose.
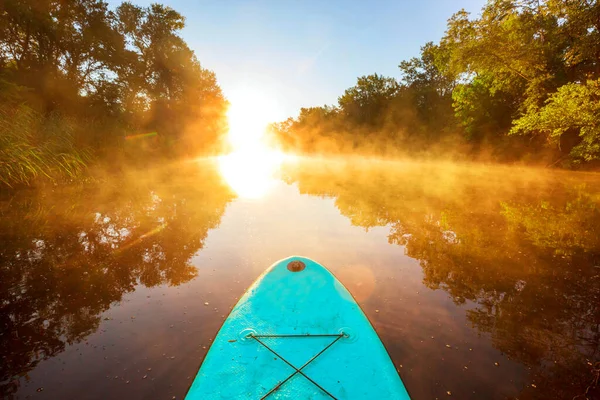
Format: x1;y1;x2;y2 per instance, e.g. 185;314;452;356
185;256;411;399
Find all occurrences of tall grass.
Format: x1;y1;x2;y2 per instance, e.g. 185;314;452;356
0;106;91;187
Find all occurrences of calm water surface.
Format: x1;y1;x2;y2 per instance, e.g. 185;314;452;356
1;157;599;399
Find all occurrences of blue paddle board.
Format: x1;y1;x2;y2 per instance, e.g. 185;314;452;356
186;256;411;399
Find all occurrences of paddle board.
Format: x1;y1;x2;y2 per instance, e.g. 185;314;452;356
186;256;410;399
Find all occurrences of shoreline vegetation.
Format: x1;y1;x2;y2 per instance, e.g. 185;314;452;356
269;0;600;170
1;0;227;188
1;0;600;191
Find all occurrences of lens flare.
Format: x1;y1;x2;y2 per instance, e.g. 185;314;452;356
125;131;157;141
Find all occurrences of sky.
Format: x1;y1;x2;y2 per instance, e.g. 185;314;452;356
107;0;487;121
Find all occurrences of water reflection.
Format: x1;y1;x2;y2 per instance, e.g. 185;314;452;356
0;162;234;397
283;158;600;400
1;157;599;399
217;147;285;199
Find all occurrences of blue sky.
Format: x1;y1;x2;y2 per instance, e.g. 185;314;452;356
107;0;487;120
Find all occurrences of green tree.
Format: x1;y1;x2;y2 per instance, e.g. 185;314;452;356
337;74;400;128
399;42;457;137
452;73;516;142
270;0;600;166
547;0;600;80
510;78;600;163
115;2;226;152
0;0;126;109
0;0;227;187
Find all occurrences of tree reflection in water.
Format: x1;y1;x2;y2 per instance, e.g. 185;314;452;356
0;162;234;396
284;159;600;399
2;157;599;399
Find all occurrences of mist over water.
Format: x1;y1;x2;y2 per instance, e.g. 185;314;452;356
2;0;599;398
1;157;599;399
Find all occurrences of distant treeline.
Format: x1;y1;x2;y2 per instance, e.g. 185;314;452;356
0;0;227;187
270;0;600;168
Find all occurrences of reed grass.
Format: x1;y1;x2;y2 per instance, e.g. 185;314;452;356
0;106;91;187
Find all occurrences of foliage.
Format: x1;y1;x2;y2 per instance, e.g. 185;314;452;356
271;64;458;157
501;184;600;254
337;74;400;127
0;0;227;187
510;78;600;162
273;0;600;167
452;73;516;141
0;162;235;396
0;105;91;187
283;159;600;399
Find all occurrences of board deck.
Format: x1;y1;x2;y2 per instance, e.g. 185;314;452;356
186;256;411;399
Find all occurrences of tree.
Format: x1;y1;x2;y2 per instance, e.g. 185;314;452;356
0;0;126;109
399;42;457;136
510;78;600;163
338;74;400;128
115;2;226;153
399;42;454;97
547;0;600;80
0;0;227;186
438;1;581;160
452;73;516;142
270;0;600;166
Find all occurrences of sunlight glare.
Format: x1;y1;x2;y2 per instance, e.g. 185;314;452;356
218;86;287;199
226;88;282;151
218;148;285;199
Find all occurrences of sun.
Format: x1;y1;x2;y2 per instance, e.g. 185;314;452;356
226;87;282;151
216;86;288;199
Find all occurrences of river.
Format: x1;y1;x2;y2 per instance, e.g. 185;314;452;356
1;156;599;399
